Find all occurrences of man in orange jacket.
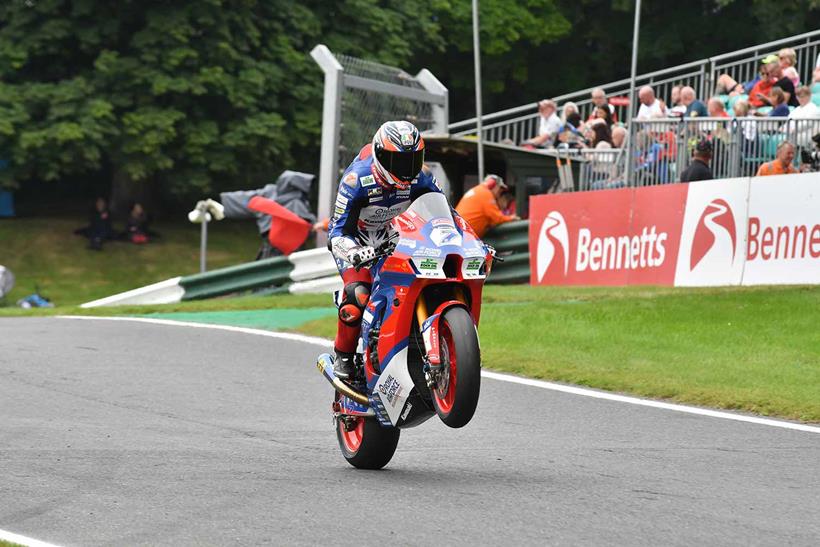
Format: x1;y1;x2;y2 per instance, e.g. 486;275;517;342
455;174;520;238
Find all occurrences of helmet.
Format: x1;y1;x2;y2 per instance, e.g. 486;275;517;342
371;121;425;190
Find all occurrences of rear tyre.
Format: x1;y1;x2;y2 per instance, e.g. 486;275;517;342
432;306;481;428
336;416;400;470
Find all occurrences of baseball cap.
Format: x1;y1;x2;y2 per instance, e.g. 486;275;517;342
695;138;713;154
761;54;779;64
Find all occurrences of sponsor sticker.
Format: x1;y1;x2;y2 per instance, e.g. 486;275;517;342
334;206;345;216
400;402;413;421
466;258;483;270
335;194;349;206
367;187;382;197
397;188;411;198
414;247;442;258
400;133;414;147
369;197;381;204
418;258;439;270
464;246;484;258
360;175;376;187
343;172;358;187
377;374;404;408
398;237;417;249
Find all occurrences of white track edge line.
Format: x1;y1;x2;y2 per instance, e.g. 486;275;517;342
58;315;820;434
0;528;62;547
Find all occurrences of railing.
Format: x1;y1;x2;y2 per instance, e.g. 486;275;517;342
450;29;820;143
628;117;820;187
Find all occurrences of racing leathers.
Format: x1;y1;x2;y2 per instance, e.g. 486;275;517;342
329;144;443;361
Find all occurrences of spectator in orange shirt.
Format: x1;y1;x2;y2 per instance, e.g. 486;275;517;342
756;141;798;176
455;174;520;238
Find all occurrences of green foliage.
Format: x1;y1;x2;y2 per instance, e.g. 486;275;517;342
0;0;569;198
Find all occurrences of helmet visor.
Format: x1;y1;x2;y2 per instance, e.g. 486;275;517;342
375;147;425;182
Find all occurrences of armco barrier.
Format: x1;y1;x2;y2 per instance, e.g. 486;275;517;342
483;220;530;284
179;255;294;300
82;221;533;308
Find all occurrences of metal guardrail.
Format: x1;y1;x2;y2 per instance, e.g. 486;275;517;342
629;117;820;186
484;220;530;284
450;29;820;144
179;255;294;300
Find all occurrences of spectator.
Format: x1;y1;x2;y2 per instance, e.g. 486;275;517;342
707;97;730;118
74;197;114;251
669;85;687;117
788;86;820;146
636;86;666;119
497;189;515;216
523;99;561;147
561;102;580;124
634;131;669;183
715;74;744;96
768;87;790;117
764;58;798;107
679;139;714;182
681;86;707;117
124;202;150;244
756;141;797;176
455;174;520;238
590;104;613;127
749;55;777;108
554;123;585;149
588;123;613;149
612;126;627;148
778;48;801;87
587;88;618;123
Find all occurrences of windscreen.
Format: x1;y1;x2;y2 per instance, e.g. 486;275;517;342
404;192;454;226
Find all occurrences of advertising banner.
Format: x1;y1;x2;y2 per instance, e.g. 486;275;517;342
741;174;820;285
673;178;750;287
529;185;687;286
528;173;819;287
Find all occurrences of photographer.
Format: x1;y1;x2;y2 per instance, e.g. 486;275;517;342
799;133;820;173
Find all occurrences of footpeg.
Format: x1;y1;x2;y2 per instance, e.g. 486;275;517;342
316;353;370;406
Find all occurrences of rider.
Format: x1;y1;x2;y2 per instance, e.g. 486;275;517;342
328;120;444;379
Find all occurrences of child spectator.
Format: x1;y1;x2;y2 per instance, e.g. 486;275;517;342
778;48;801;87
768;87;790;117
766;58;798;107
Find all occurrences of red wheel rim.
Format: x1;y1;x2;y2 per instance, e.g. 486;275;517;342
434;321;457;414
339;417;364;453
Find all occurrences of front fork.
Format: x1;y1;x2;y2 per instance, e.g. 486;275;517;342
415;287;468;390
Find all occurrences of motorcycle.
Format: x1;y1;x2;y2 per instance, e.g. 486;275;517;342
316;192;496;469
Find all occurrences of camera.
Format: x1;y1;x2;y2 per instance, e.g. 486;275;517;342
800;132;820;171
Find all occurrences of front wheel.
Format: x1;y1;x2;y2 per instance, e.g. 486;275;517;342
432;306;481;428
336;415;400;469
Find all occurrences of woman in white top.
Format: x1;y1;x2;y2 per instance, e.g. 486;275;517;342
788;86;820;147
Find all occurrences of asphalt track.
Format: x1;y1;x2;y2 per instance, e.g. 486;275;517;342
1;317;819;546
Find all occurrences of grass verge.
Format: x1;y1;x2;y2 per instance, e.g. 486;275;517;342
1;282;817;422
0;215;259;306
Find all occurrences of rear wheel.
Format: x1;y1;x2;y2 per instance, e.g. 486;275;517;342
432;306;481;428
336;415;400;469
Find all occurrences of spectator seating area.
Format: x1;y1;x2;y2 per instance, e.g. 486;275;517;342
449;29;820;189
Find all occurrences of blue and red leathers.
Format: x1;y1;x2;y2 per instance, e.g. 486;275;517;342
329;144;442;354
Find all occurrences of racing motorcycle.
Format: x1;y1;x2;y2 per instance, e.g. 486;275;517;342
316;192;496;469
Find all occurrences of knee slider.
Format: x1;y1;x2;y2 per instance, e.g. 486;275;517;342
338;282;371;326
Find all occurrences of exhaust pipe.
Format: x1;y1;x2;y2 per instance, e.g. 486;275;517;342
316;353;370;406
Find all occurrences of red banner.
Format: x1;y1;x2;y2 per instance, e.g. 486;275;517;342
529;184;688;286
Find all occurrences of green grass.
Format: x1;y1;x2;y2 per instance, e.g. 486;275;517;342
0;215;259;306
1;540;24;547
284;284;820;421
1;216;818;421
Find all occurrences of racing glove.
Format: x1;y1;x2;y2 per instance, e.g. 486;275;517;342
347;245;376;267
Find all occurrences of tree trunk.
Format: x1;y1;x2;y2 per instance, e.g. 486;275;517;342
109;168;158;216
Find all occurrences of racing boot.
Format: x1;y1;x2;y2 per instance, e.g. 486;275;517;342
333;350;355;380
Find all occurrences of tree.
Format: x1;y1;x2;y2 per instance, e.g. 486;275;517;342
0;0;446;208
